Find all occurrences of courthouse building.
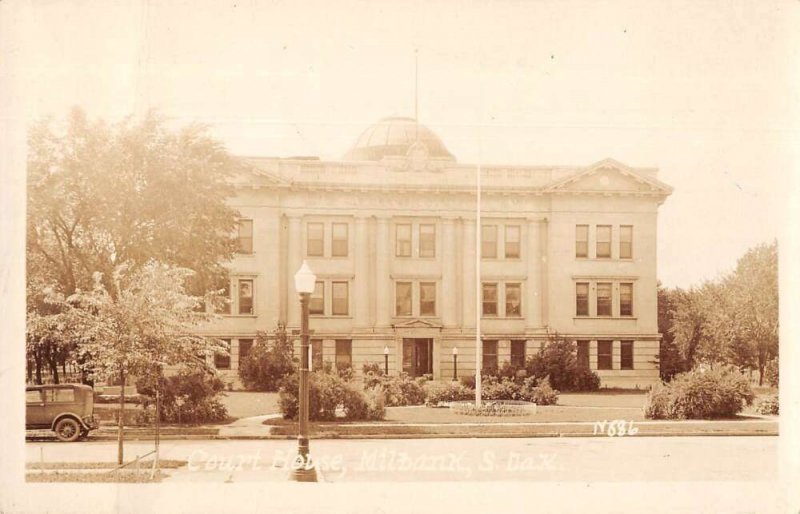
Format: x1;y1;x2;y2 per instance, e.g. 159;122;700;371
206;117;672;389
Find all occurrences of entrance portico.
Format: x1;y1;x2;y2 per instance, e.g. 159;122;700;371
392;319;442;379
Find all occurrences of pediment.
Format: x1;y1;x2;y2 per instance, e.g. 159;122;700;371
392;318;443;329
545;159;672;195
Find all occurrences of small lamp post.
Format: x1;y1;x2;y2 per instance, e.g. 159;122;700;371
290;260;317;482
452;346;458;381
383;345;390;376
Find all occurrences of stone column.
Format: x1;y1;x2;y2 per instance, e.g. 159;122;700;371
287;215;302;327
462;218;477;328
375;216;391;326
354;216;370;327
441;217;457;327
526;218;540;328
540;217;550;328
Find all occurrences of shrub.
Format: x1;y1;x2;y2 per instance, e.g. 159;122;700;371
362;362;384;376
277;371;343;421
459;374;496;390
643;367;755;420
525;336;578;391
526;376;559;406
643;383;671;419
137;369;229;424
336;364;355;381
278;369;385;421
497;360;525;380
424;381;474;406
362;362;385;389
482;376;524;401
383;373;427;406
342;382;386;421
756;395;779;415
572;368;601;392
238;325;296;392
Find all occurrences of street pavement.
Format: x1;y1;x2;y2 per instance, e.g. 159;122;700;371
26;435;777;483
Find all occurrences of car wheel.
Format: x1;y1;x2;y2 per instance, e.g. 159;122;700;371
54;418;81;442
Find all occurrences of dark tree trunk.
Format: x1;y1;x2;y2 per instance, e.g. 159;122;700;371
49;358;59;384
34;354;43;385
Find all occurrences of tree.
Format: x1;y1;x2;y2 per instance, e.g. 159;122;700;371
68;261;227;464
26;108;241;381
656;283;685;381
720;242;778;384
660;241;778;385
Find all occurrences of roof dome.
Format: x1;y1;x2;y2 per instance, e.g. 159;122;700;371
343;117;455;162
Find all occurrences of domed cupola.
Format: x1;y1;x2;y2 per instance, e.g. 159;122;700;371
343;117;455;162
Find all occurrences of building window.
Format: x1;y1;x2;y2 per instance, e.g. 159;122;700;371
395;281;412;316
596;282;612;317
311;339;323;371
596;225;611;258
576;224;589;258
576;282;589;316
332;222;348;257
419;282;436;316
620;225;633;259
482;340;498;373
510;340;526;368
238;279;254;315
309;281;324;315
482;283;498;316
215;338;231;370
621;340;634;370
481;225;497;259
331;281;349;316
395;223;412;257
335;339;352;370
419;224;436;258
307;222;324;257
238;338;254;368
505;283;522;317
597;340;613;370
505;225;521;259
620;283;633;316
237;219;253;254
577;340;590;370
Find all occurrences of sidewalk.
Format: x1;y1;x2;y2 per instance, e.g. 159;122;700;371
51;414;777;441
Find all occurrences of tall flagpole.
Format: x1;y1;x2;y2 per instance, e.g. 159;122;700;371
475;61;483;407
475;131;482;407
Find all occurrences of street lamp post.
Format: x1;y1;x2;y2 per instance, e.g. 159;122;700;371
290;261;318;482
383;345;390;376
452;346;458;381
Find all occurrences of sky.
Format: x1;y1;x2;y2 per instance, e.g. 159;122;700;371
6;0;800;288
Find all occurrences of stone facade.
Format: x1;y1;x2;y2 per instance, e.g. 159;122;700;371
204;118;672;389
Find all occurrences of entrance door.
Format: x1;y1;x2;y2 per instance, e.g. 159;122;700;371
402;338;433;377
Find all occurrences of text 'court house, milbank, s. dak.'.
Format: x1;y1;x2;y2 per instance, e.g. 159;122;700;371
205;117;673;389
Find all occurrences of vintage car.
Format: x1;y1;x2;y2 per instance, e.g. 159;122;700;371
26;384;98;442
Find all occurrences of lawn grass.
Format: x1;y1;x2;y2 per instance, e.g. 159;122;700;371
27;460;187;470
219;391;281;418
26;470;170;483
